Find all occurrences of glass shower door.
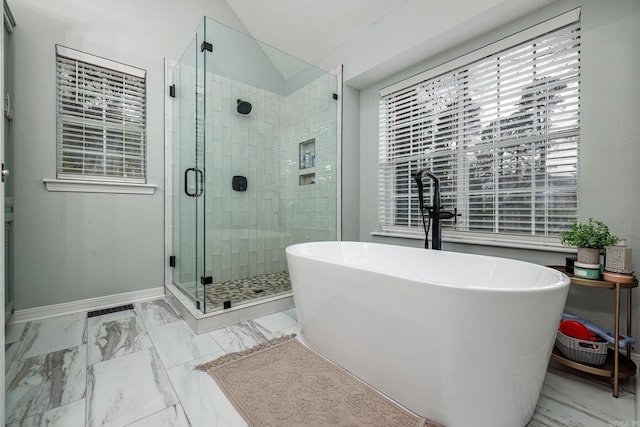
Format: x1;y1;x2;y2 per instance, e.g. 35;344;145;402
171;28;209;309
171;19;212;311
194;19;211;311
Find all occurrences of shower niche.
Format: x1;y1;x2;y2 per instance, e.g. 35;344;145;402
298;138;315;186
299;138;315;170
167;16;340;316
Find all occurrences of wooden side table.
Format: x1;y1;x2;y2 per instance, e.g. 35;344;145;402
549;266;637;397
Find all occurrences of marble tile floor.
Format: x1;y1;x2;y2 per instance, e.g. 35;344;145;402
4;297;636;426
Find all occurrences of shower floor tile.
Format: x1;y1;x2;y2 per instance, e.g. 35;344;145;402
197;271;291;312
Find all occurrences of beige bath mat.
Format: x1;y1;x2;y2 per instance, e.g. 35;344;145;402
196;334;441;427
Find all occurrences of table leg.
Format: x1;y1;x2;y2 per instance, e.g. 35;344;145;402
614;282;620;397
628;288;632;359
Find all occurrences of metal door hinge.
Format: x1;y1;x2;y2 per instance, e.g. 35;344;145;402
1;163;8;183
201;41;213;53
169;255;176;268
169;84;176;98
200;276;213;285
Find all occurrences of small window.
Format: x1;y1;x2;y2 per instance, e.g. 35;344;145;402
56;45;147;183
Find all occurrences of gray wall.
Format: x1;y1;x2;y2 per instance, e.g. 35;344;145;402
340;84;360;241
11;0;247;309
355;0;640;338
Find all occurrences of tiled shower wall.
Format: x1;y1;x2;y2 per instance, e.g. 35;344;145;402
203;73;284;283
176;71;338;285
281;74;338;244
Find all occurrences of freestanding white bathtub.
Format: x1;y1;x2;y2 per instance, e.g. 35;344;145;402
285;241;570;427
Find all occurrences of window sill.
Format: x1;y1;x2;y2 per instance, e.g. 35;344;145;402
371;230;576;253
43;179;156;195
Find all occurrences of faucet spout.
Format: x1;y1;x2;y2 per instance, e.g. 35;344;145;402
413;170;458;250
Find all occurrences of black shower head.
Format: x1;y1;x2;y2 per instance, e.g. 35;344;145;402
237;99;252;114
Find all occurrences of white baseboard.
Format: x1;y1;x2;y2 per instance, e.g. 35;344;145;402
7;287;165;325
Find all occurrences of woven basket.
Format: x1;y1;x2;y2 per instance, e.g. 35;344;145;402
555;330;608;366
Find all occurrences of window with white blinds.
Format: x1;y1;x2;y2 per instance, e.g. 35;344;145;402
378;11;580;241
56;45;147;183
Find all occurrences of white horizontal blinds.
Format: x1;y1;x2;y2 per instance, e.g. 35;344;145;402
379;16;580;238
56;46;147;183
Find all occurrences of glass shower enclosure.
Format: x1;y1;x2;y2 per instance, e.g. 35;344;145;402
168;17;339;314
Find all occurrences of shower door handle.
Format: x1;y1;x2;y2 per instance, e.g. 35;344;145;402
184;167;196;197
184;167;204;197
194;168;204;197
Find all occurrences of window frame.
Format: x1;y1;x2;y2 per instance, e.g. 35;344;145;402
377;9;581;247
55;45;148;184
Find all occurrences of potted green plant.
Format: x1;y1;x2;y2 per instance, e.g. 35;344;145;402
560;218;619;264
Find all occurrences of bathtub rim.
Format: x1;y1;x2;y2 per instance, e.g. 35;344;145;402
286;240;570;293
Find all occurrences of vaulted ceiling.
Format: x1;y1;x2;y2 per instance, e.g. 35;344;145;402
225;0;409;66
225;0;561;88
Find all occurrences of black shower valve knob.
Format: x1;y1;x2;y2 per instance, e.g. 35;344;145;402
232;175;247;191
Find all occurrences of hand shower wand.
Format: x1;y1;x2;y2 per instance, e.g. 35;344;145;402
413;170;460;250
